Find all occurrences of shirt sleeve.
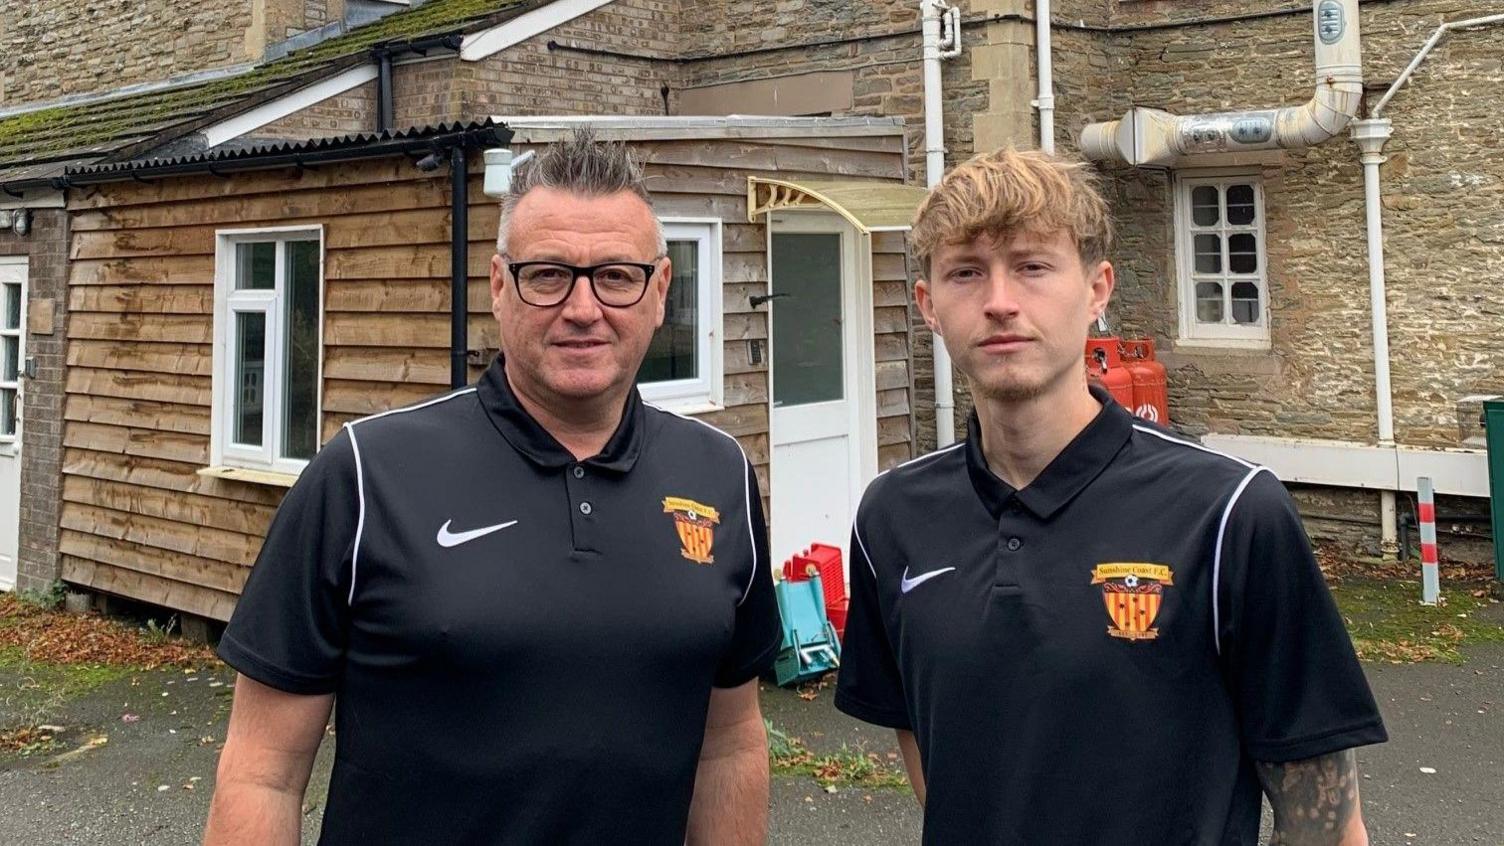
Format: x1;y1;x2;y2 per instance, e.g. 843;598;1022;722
1217;469;1388;762
216;427;361;695
834;512;911;730
713;459;783;688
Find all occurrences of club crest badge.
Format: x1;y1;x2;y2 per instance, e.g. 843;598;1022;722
663;496;720;565
1090;563;1174;641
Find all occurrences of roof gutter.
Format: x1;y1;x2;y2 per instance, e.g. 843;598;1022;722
58;123;507;187
1080;0;1362;167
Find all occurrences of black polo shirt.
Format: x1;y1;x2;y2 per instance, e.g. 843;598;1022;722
218;357;781;845
834;387;1386;845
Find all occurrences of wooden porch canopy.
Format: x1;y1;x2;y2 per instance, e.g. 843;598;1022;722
746;177;931;234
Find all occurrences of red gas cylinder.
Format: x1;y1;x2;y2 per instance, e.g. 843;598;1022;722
1084;338;1135;409
1120;339;1170;425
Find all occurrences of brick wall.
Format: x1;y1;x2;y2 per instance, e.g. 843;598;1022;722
454;0;680;121
0;209;67;593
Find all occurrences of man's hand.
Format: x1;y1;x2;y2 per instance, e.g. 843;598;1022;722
1256;749;1368;845
203;675;333;846
895;729;926;807
685;680;768;846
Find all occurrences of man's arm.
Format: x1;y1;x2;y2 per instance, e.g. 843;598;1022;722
203;675;333;846
1256;749;1368;846
685;679;768;846
895;729;926;807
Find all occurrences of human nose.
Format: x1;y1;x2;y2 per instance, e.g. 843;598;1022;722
559;269;605;323
979;267;1022;322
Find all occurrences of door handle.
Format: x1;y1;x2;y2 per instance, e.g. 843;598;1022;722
749;292;791;308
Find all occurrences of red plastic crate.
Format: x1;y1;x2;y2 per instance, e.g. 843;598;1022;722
827;597;849;642
791;542;846;612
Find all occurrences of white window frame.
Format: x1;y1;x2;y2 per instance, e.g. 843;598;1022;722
1173;171;1271;348
211;226;325;476
0;258;27;453
637;218;724;412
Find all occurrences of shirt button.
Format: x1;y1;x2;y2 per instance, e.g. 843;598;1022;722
572;466;585;479
579;501;593;516
1006;537;1022;551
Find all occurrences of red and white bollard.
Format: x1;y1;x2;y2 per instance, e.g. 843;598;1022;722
1417;476;1440;605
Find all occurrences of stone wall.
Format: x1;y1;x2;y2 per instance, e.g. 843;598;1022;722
0;0;345;110
1073;1;1504;451
0;1;256;108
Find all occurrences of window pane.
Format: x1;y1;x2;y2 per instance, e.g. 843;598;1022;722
2;336;16;382
0;389;13;437
235;312;266;446
1193;234;1222;273
3;284;18;330
236;242;276;290
1226;184;1256;225
771;233;844;407
1195;281;1225;324
1231;281;1261;325
638;239;700;384
282;240;320;460
1228;233;1258;274
1191;186;1220;226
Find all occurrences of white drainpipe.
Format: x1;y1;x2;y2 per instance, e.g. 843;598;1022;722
1080;0;1362;166
1349;11;1504;549
1035;0;1054;155
922;0;961;446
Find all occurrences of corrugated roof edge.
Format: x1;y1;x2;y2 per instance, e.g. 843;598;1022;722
61;120;513;186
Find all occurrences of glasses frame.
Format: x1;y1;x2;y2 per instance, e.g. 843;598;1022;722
505;258;663;308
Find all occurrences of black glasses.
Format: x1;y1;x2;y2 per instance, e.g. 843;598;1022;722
506;259;661;308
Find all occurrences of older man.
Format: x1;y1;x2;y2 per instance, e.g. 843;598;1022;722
205;129;780;845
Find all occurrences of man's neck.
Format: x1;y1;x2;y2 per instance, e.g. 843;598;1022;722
973;377;1103;490
505;371;627;461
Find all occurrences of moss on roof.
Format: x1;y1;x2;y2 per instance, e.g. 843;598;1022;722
0;0;529;170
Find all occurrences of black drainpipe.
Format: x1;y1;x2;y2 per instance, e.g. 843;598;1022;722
376;49;394;132
450;145;469;389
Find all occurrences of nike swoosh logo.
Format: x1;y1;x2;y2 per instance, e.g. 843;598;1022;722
900;566;956;594
436;519;518;548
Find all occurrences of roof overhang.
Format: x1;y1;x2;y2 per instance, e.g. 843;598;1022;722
746;177;929;234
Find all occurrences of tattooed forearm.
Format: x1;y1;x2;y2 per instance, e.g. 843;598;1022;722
1256;749;1366;845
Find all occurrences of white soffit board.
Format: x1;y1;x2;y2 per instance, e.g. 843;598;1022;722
460;0;618;62
203;64;379;148
1202;434;1489;498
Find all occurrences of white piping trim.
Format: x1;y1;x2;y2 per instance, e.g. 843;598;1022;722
459;0;617;62
880;441;964;476
341;387;479;603
1212;466;1271;656
1131;424;1256;470
646;404;760;606
343;422;367;607
202;64;379;148
852;519;877;580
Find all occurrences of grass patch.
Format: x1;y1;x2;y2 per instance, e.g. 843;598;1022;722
767;720;909;790
0;593;219;753
1331;575;1504;664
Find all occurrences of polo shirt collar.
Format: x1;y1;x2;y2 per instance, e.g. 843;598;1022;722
964;384;1134;520
476;355;646;473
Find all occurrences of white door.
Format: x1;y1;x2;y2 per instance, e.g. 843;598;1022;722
767;214;877;576
0;258;26;591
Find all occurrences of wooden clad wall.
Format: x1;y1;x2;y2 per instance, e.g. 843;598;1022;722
60;131;914;621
